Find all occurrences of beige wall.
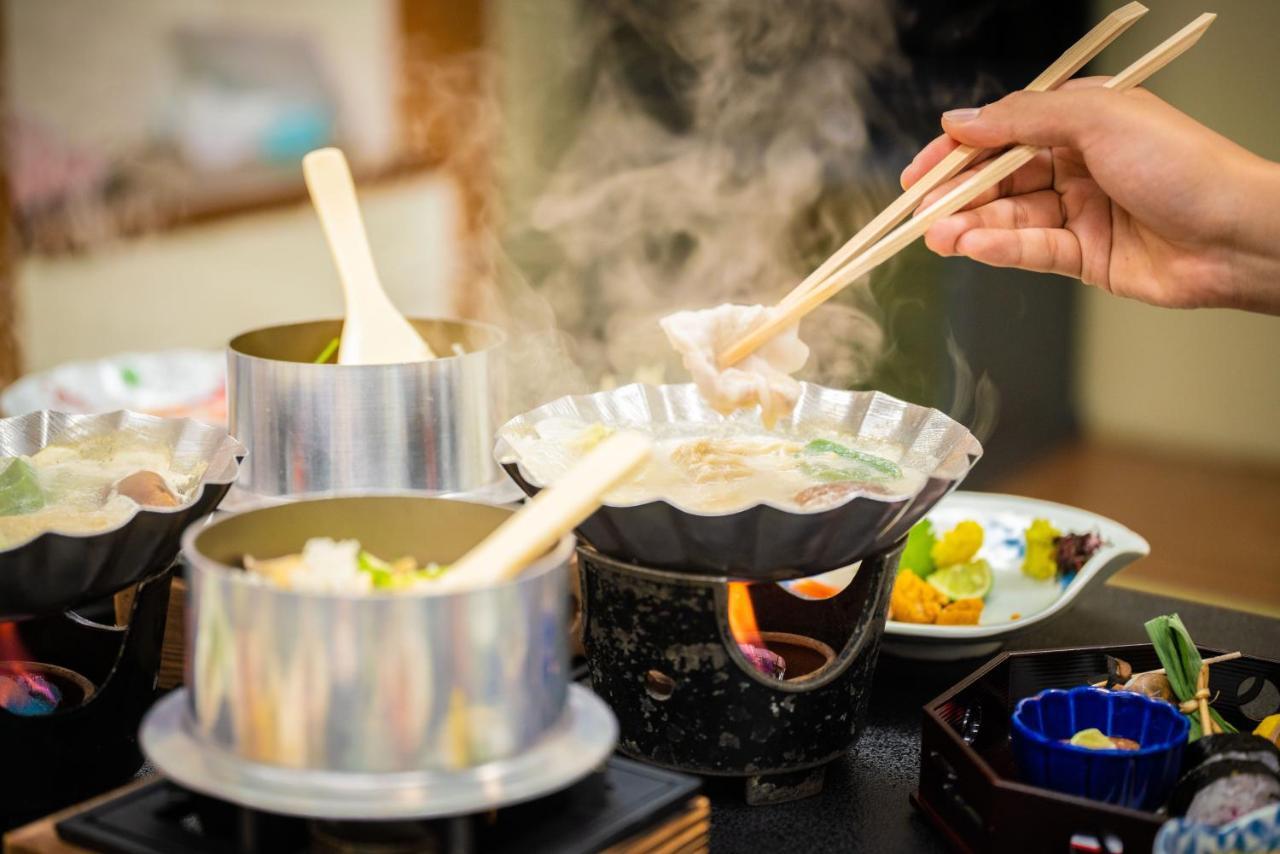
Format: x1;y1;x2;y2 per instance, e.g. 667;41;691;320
1080;1;1280;462
6;0;399;164
18;174;459;371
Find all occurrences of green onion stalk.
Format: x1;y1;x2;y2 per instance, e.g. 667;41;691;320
1144;613;1236;740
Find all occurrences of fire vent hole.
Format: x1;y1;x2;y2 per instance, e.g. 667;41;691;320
645;669;676;701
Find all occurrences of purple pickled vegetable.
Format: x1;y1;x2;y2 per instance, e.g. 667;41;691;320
1056;531;1103;576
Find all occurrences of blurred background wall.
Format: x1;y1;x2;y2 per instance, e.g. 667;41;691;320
1075;0;1280;463
3;0;464;371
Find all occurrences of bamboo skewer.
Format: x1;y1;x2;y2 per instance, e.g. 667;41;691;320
436;432;652;591
777;1;1148;313
720;12;1217;370
1091;650;1242;688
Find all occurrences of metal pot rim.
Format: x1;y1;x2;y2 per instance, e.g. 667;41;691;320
495;381;983;518
228;317;507;369
182;495;575;602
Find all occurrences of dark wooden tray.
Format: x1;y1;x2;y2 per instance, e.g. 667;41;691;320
913;644;1280;853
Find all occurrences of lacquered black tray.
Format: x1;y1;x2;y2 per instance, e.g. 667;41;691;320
913;644;1280;854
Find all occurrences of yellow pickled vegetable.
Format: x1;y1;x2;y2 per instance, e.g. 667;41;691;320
1022;518;1061;580
931;520;984;568
1255;714;1280;747
1070;728;1119;749
889;569;948;624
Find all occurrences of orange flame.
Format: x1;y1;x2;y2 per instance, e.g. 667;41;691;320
790;579;839;599
727;582;763;648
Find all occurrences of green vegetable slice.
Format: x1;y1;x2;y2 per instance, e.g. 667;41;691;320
314;338;340;365
0;458;44;516
1145;613;1236;740
899;519;937;578
798;439;902;483
357;550;395;588
358;550;450;590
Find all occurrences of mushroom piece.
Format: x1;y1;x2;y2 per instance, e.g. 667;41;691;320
113;471;180;508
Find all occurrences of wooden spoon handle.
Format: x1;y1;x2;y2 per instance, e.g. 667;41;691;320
440;432;653;590
302;148;389;315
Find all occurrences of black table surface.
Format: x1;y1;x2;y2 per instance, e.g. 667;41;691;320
113;585;1277;853
707;585;1280;854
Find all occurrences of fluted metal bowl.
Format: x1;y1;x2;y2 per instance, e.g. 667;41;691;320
182;495;573;773
496;383;982;580
0;410;243;619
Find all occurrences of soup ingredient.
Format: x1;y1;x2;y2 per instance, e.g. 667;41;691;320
889;568;948;624
1022;518;1061;580
0;438;202;549
1068;728;1141;751
672;438;800;483
936;598;984;626
931;520;983;568
0;459;44;516
509;419;924;514
245;537;450;594
113;471;179;508
314;337;340;364
899;519;937;578
1147;614;1237;740
799;439;903;482
927;560;993;601
1056;531;1103;576
660;304;809;428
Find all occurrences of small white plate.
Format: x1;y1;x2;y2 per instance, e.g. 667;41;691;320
881;491;1148;661
2;350;226;425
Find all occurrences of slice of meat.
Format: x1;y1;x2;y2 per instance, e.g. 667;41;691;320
660;304;809;428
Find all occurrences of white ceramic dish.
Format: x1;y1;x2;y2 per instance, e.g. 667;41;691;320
2;350;226;425
878;491;1149;661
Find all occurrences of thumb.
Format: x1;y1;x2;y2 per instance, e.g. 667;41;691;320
940;89;1113;150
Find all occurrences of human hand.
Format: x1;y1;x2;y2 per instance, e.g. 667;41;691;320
901;83;1280;314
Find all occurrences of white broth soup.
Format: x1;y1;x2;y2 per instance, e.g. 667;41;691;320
506;418;930;513
0;436;206;549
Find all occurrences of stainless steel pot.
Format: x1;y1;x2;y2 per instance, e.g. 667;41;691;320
228;318;505;497
182;495;572;773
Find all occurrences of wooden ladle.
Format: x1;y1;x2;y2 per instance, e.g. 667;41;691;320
437;432;653;591
302;147;437;365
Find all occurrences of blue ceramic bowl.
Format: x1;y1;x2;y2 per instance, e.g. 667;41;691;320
1012;686;1189;809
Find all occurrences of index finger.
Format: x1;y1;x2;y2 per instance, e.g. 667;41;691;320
902;77;1114;189
900;134;959;190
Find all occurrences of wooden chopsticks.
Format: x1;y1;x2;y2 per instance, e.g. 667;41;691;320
720;10;1216;370
777;1;1149;314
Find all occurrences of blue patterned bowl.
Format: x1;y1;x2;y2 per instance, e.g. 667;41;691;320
1012;686;1188;809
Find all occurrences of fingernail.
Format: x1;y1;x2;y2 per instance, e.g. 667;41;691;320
943;107;982;123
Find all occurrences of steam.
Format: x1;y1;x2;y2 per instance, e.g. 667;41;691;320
507;0;902;394
945;333;1000;446
363;1;1003;440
